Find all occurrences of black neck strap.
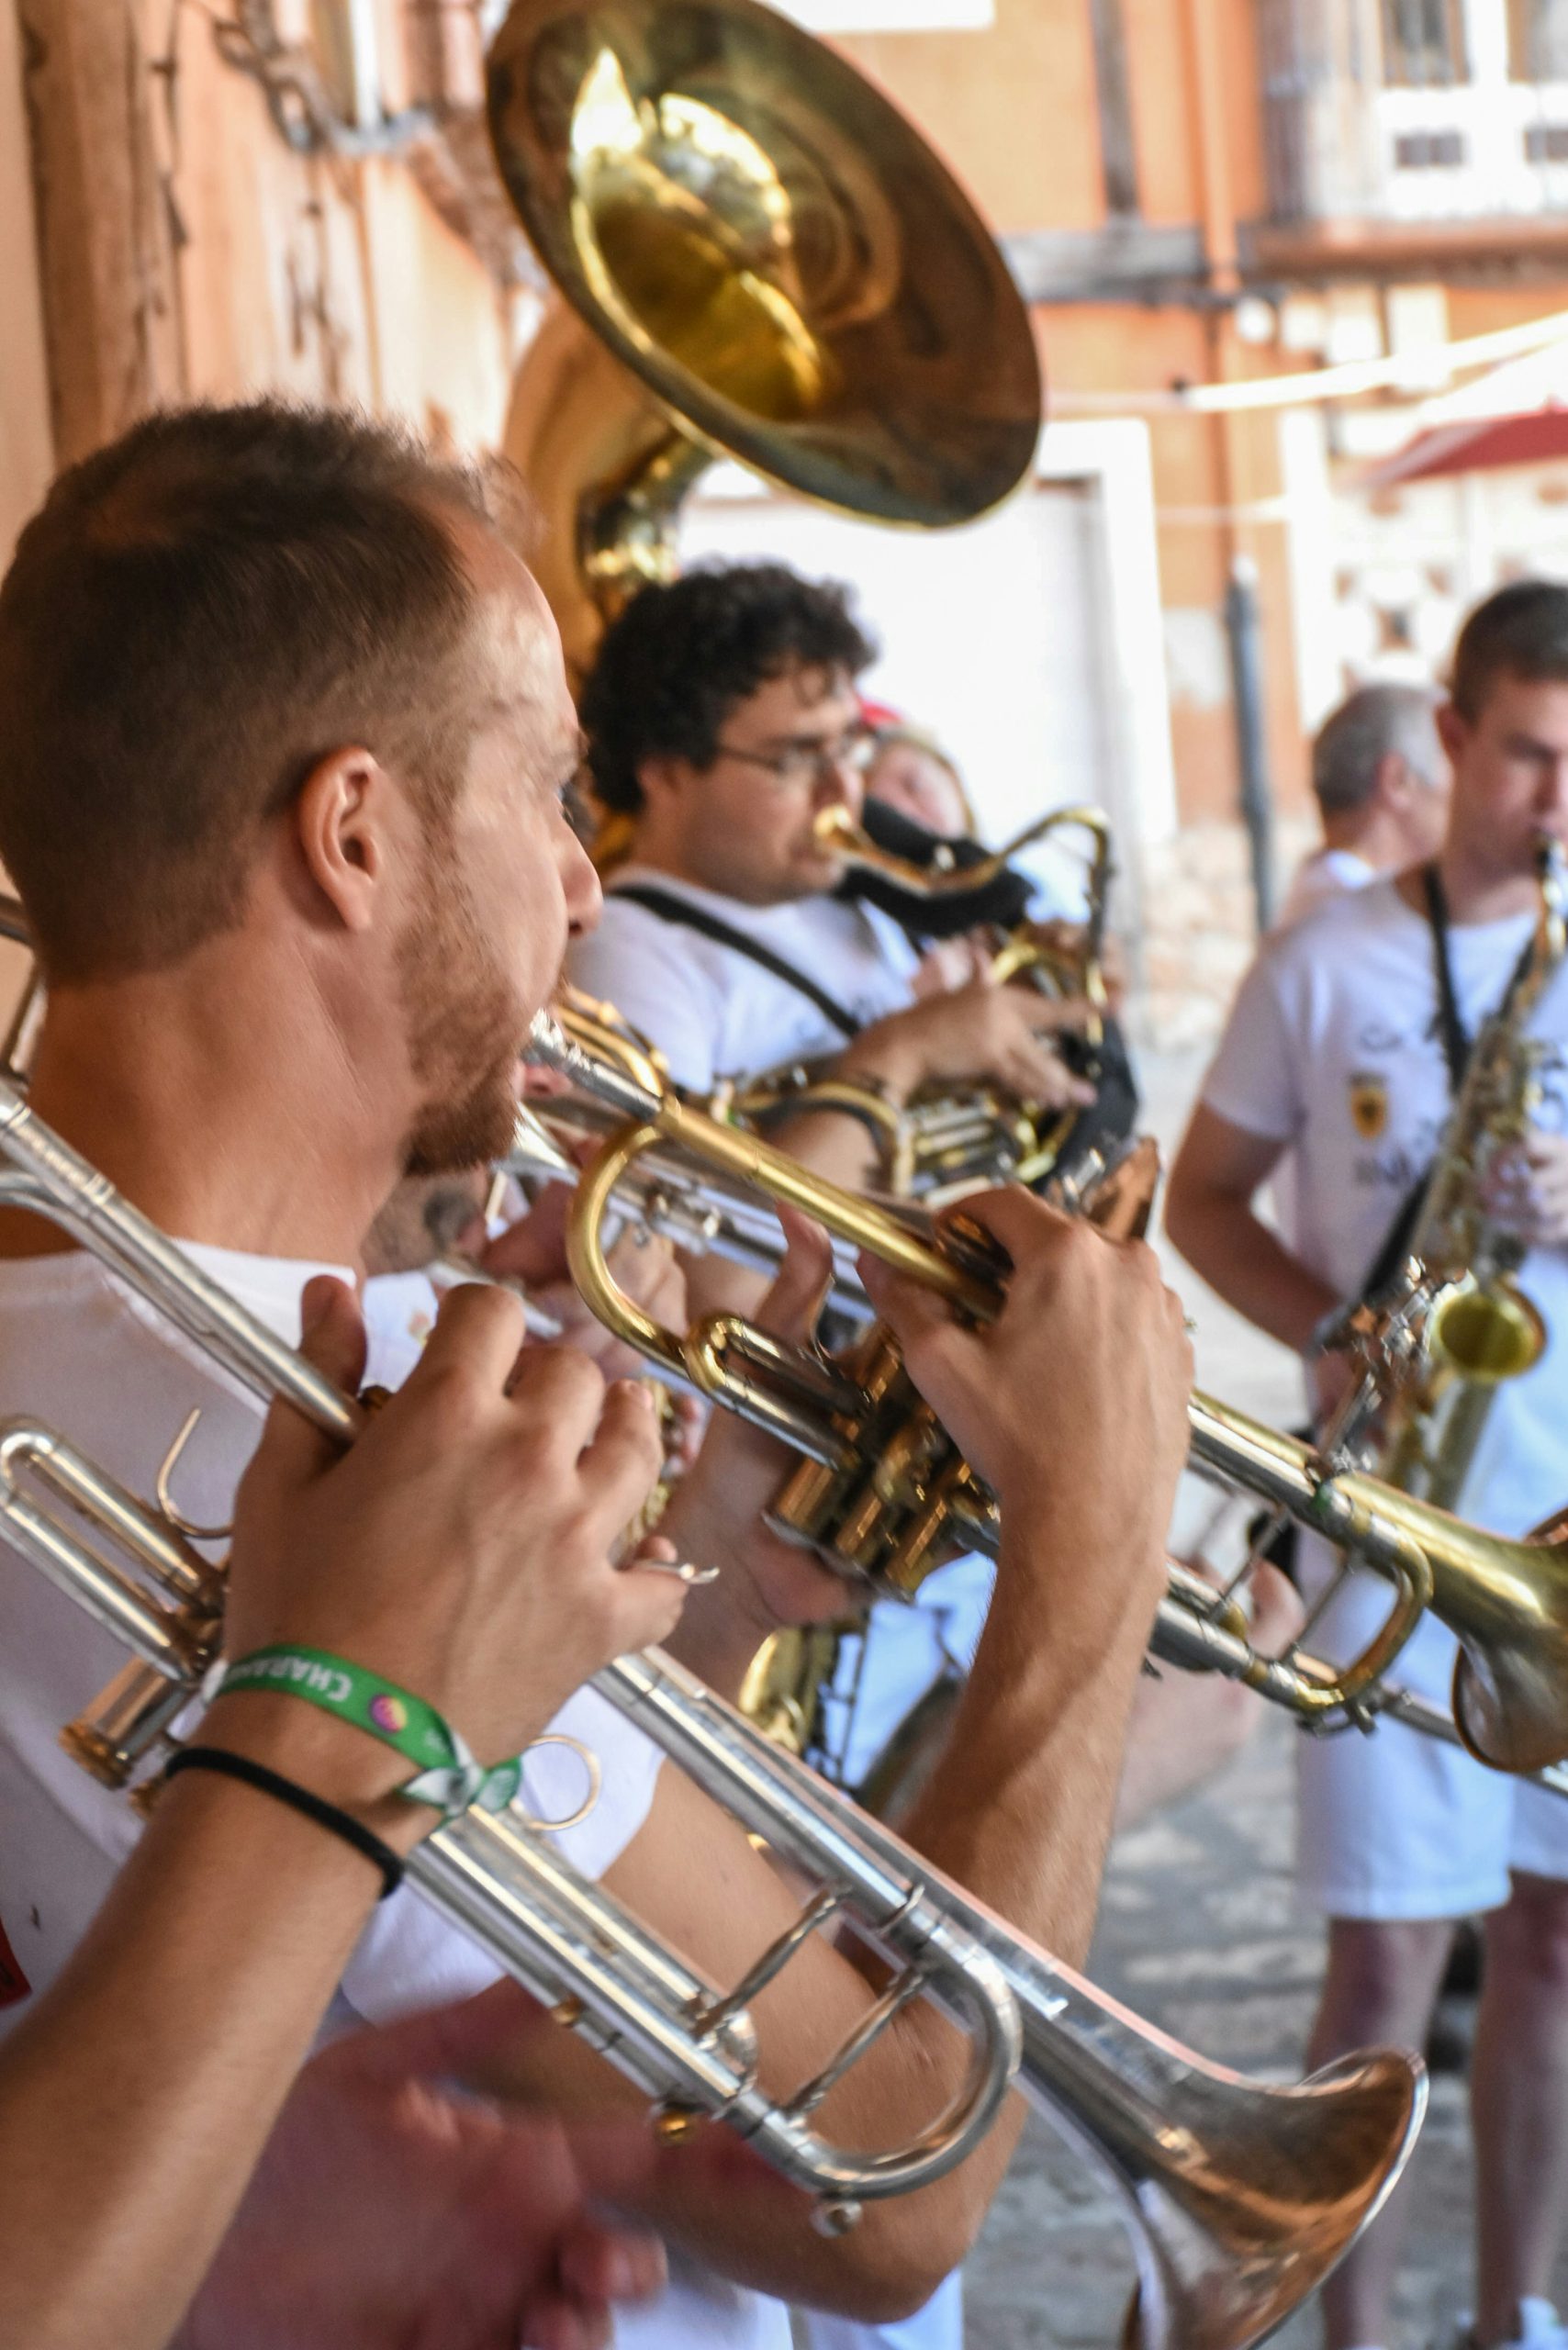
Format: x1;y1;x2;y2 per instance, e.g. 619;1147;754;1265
610;884;860;1040
1420;863;1537;1095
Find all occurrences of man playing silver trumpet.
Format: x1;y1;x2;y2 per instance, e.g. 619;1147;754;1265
0;1277;699;2350
1168;583;1568;2350
0;401;1194;2347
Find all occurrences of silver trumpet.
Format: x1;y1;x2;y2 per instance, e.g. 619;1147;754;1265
0;1081;1426;2343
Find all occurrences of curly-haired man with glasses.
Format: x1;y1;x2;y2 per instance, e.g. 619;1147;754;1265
569;561;1093;1199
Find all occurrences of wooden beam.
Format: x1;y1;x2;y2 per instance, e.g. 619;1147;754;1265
17;0;183;465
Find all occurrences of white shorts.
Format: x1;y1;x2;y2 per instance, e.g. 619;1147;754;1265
817;1556;994;1793
1294;1537;1568;1920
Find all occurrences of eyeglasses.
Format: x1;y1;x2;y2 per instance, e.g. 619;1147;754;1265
711;726;877;792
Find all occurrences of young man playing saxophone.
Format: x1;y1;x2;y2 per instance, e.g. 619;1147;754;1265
1167;583;1568;2350
0;402;1191;2348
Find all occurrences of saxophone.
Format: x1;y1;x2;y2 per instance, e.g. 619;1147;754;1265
1333;837;1568;1513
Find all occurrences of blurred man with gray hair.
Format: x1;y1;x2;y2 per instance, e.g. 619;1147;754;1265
1277;681;1449;928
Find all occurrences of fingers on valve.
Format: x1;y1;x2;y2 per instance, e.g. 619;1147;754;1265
581;1378;666;1500
757;1205;834;1340
420;1278;531;1399
298;1273;370;1392
249;1277;367;1483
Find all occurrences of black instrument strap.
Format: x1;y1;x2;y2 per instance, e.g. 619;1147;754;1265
611;884;860;1040
1421;861;1538;1091
1356;867;1539;1304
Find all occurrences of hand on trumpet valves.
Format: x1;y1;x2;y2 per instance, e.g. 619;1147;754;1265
835;968;1098;1112
467;1172;689;1382
1483;1127;1568;1246
656;1209;857;1680
858;1188;1192;1646
210;1278;689;1833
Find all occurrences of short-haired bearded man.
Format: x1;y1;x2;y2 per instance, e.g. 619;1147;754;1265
0;404;1192;2350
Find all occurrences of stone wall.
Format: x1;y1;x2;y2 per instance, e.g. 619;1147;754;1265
1130;813;1316;1051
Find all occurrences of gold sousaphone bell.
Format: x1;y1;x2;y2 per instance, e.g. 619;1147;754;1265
488;0;1044;675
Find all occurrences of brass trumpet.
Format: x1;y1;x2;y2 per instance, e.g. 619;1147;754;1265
506;991;880;1324
0;1080;1425;2344
530;1002;1568;1780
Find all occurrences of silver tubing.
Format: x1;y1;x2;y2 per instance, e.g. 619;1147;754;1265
0;1077;1020;2213
597;1651;1427;2348
0;1080;1428;2333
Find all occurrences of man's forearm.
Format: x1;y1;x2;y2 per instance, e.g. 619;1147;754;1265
618;1512;1165;2314
902;1523;1156;1970
0;1706;404;2350
1168;1190;1338;1354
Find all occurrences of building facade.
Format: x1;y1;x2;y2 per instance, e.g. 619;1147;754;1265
6;0;1568;1031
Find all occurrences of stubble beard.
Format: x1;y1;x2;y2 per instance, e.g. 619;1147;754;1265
396;850;525;1179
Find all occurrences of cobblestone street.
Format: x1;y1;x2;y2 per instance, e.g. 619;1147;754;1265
962;1707;1540;2348
961;1045;1568;2347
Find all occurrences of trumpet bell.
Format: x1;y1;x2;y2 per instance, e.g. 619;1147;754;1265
1119;2049;1425;2348
1427;1276;1547;1385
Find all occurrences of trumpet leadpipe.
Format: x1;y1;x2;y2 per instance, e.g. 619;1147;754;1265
506;1103;875;1322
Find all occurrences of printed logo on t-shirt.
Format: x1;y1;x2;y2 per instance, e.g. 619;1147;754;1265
0;1908;31;2007
1348;1069;1388;1139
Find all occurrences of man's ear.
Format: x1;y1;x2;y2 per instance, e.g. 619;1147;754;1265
1436;699;1468;773
1375;750;1414;811
290;747;392;933
634;753;690;813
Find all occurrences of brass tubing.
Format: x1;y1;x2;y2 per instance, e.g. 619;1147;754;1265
541;1015;1568;1773
813;802;1112;904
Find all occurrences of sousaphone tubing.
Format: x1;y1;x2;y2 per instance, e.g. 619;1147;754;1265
487;0;1043;673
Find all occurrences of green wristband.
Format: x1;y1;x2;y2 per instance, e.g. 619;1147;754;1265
218;1645;523;1819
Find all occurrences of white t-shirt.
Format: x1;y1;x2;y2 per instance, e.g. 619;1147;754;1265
568;867;922;1092
0;1244;788;2350
1273;845;1377;932
1202;877;1568;1535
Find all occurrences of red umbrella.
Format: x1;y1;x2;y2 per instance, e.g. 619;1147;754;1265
1361;407;1568;487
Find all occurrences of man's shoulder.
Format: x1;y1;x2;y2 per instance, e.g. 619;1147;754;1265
0;1248;274;1494
1260;874;1416;985
576;878;727;975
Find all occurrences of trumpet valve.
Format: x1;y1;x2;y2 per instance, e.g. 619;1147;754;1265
652;2103;704;2147
60;1657;193;1790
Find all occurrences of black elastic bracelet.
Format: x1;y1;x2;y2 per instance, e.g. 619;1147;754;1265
162;1745;406;1899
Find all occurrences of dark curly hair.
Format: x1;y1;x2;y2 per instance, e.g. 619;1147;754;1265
579;562;878;813
1451;579;1568;722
